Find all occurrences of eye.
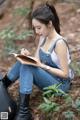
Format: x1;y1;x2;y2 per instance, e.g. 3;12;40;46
32;26;41;32
37;27;41;30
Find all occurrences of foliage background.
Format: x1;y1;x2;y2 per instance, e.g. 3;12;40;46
0;0;80;120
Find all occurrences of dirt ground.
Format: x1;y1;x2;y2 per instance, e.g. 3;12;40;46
0;0;80;120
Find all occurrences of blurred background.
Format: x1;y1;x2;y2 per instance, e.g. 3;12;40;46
0;0;80;120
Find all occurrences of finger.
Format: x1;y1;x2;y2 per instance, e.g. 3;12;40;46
21;48;25;51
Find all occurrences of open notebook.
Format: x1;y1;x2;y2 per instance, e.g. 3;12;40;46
11;53;39;66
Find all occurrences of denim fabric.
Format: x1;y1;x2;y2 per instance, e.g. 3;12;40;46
7;49;71;94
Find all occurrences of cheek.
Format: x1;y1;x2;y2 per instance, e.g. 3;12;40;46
43;28;49;36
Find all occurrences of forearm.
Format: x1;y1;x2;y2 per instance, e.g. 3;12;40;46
40;63;68;79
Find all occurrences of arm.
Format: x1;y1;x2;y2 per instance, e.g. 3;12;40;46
40;40;69;78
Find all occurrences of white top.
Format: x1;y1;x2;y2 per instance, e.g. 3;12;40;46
39;35;74;79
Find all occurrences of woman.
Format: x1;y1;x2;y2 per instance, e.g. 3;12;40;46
2;3;73;120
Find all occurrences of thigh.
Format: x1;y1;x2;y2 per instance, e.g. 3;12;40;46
30;66;70;92
30;66;60;89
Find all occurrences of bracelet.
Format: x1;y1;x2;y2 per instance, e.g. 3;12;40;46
41;64;50;70
46;66;50;70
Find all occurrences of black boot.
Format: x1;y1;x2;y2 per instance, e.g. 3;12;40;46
2;75;12;88
15;93;33;120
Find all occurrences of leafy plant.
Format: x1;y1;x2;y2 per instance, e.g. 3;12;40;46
64;95;74;107
0;26;33;55
38;84;80;120
39;97;60;113
0;6;33;57
38;84;66;119
63;110;74;120
43;83;67;98
13;7;31;16
74;97;80;112
70;61;80;77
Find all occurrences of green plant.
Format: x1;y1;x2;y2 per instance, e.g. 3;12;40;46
74;97;80;112
38;84;80;120
43;83;66;98
13;7;31;16
0;6;33;57
63;110;74;120
39;97;60;113
70;61;80;77
0;26;33;56
38;84;66;119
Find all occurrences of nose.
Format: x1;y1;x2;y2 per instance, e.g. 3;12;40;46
35;29;41;35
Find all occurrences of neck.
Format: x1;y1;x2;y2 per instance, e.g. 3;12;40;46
47;28;59;41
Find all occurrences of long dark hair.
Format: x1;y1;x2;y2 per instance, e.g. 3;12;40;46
31;3;60;34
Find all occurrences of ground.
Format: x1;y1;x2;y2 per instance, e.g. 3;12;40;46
0;0;80;120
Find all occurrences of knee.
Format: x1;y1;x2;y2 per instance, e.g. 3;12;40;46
21;65;37;71
20;65;30;71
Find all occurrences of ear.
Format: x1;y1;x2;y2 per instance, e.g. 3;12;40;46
48;21;53;28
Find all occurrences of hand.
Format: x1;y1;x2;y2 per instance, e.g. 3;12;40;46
37;61;50;70
36;60;45;68
21;48;30;56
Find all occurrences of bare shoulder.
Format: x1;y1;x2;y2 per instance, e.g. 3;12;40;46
55;38;68;49
54;38;68;55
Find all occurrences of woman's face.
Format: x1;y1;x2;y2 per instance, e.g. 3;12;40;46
32;19;49;37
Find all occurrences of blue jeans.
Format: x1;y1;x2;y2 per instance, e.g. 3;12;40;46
7;61;70;94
